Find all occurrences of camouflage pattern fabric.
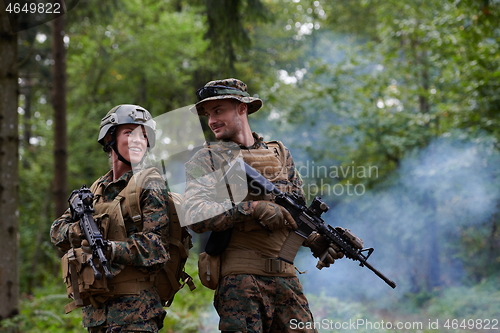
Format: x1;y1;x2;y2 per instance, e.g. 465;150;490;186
87;316;161;332
215;275;317;333
183;132;305;233
183;132;316;332
194;78;263;115
50;169;169;330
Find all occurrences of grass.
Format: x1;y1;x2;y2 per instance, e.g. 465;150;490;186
2;268;499;333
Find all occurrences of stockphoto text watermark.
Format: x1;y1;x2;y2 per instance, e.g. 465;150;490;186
289;318;499;331
289;318;425;331
296;161;379;197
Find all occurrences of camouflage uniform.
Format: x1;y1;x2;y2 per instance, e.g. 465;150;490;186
184;133;317;333
215;275;313;332
50;169;169;332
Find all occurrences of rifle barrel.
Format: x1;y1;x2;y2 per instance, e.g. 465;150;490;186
361;260;397;289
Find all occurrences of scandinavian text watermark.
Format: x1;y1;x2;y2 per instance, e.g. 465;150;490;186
296;161;379;197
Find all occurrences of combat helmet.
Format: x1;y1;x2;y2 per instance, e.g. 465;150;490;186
98;104;156;165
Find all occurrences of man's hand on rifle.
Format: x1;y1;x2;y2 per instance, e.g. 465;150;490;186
80;239;115;261
68;222;84;248
252;201;298;231
68;222;114;261
304;231;344;270
81;239;92;254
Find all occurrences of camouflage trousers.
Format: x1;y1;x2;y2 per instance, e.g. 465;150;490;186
215;274;317;333
87;318;160;333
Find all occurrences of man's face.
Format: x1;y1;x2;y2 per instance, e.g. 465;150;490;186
200;99;245;141
114;124;148;164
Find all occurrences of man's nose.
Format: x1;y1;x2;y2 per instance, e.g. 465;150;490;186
208;115;216;126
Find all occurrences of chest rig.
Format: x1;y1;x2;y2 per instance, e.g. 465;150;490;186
79;171;163;306
241;141;292;199
63;169;194;313
90;171;160;241
218;141;297;278
62;170;161;313
213;141;294;204
90;169;194;307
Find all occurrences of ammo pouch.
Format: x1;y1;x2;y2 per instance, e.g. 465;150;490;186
62;247;110;313
198;252;220;290
62;249;157;313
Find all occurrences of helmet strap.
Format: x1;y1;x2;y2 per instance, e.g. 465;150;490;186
105;127;133;167
103;127;116;153
115;146;149;168
112;145;132;167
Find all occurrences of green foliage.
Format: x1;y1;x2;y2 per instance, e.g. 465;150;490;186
425;277;500;319
457;218;500;283
18;98;58;294
159;253;216;332
12;0;500;330
2;253;215;332
18;0;210;295
66;0;208;113
304;277;500;333
307;293;374;325
258;0;500;295
274;0;500;188
204;0;271;73
0;282;82;332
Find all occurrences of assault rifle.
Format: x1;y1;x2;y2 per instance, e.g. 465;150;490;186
69;185;113;280
224;159;396;289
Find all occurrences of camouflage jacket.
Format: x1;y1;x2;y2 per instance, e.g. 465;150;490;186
50;169;169;327
183;132;304;233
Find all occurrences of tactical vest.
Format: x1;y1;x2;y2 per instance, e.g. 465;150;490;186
213;141;294;203
220;141;297;277
62;168;194;313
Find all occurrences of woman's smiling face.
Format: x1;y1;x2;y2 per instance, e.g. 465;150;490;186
114;124;149;165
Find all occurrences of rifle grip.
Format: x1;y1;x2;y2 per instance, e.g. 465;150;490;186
278;231;305;264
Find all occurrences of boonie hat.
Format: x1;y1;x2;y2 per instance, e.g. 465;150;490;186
193;78;263;115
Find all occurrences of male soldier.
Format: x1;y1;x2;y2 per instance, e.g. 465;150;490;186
50;105;169;332
182;79;343;333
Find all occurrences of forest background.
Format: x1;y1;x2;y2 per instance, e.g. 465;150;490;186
1;0;499;332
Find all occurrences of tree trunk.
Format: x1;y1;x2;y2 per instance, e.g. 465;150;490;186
0;5;20;325
419;53;441;290
410;32;441;291
21;72;32;169
52;2;68;217
423;191;441;290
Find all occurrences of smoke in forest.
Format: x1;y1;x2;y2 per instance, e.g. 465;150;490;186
297;135;500;303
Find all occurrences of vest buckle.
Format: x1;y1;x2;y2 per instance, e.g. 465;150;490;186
264;257;285;273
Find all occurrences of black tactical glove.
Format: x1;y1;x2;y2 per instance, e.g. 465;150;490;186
252;201;298;231
304;231;344;270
